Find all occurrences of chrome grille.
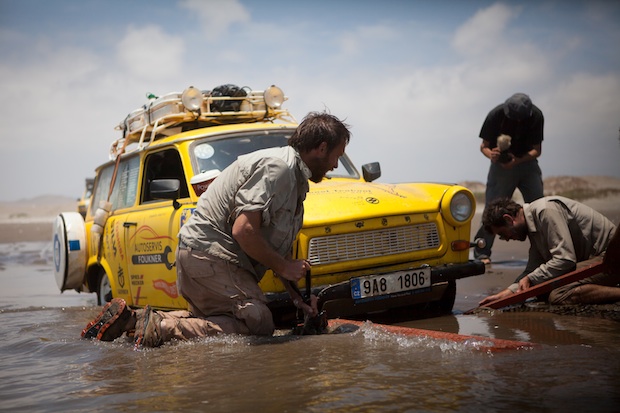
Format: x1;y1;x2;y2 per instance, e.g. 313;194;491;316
307;222;440;266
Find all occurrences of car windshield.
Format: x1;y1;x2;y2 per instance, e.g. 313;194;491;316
191;132;359;179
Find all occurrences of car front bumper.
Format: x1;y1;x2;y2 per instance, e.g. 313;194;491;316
266;260;486;319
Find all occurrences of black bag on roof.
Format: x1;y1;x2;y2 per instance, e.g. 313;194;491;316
210;84;248;112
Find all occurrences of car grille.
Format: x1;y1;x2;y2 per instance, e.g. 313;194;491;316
307;222;440;266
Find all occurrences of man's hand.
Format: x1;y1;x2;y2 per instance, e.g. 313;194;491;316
504;144;541;170
295;294;319;318
479;288;514;307
488;147;501;163
278;259;311;282
517;276;531;292
500;153;518;169
279;277;318;317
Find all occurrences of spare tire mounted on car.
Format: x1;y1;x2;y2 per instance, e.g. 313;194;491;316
53;212;87;291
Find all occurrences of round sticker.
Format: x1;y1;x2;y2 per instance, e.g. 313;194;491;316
194;144;215;159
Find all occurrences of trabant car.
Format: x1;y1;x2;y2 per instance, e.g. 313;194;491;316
77;178;94;219
52;84;484;325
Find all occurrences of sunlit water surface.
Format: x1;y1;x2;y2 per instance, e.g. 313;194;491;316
1;242;619;412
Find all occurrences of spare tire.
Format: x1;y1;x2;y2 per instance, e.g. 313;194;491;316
53;212;87;291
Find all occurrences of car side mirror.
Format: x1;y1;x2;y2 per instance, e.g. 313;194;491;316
362;162;381;182
150;179;181;209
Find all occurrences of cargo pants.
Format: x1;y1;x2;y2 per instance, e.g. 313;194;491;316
156;247;275;343
548;269;620;305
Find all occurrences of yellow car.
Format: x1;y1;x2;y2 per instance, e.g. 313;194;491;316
76;178;94;219
52;84;484;325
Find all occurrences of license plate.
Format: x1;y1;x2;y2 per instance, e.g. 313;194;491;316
351;268;431;300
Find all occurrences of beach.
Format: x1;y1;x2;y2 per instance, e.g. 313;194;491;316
2;176;619;310
1;177;620;412
3;175;619;296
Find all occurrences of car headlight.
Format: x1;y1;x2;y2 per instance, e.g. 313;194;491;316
181;86;203;112
451;192;473;222
441;188;475;226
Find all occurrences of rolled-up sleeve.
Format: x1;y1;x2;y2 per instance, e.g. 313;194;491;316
233;158;293;227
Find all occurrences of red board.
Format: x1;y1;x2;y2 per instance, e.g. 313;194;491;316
328;319;535;352
478;257;605;310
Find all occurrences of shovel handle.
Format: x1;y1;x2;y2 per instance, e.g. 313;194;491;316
305;269;311;301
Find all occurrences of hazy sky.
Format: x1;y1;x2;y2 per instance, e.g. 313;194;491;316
1;0;619;202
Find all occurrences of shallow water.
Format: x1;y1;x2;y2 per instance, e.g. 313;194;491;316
1;241;619;412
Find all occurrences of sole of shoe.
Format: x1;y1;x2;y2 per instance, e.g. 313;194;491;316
81;298;129;341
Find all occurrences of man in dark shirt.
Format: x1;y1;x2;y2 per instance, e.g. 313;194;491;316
474;93;545;264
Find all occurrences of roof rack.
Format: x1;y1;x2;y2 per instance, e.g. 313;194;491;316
109;84;296;160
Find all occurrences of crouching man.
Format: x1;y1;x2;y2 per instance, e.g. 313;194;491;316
82;112;351;347
479;196;620;307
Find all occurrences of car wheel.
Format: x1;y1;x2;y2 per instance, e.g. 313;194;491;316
97;271;113;305
435;280;456;313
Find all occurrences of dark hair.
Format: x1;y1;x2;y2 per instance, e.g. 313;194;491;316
288;111;351;153
482;198;522;233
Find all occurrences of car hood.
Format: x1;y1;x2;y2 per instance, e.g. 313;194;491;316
303;179;453;226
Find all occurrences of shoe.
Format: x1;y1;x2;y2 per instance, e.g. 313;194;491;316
476;255;491;265
134;305;163;349
81;298;131;341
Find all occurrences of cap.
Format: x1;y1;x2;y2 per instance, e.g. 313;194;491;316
190;169;220;196
503;93;533;120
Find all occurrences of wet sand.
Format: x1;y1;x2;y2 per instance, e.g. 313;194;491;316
457;204;620;314
2;197;619;412
0;221;57;243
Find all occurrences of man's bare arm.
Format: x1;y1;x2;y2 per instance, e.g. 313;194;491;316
232;210;309;282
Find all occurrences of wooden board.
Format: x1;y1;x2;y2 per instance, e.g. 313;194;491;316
476;256;605;310
328;319;535;352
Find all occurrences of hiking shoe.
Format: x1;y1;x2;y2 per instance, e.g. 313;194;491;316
81;298;131;341
134;305;163;349
476;255;492;265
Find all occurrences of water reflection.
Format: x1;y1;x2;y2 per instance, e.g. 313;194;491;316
401;311;620;349
2;240;620;412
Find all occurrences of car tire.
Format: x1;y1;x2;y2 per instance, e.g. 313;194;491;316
435;280;456;313
97;271;113;305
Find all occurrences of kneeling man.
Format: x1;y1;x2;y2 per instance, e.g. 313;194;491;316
479;196;620;307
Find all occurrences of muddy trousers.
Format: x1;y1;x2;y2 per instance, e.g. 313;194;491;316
155;247;275;343
548;270;620;305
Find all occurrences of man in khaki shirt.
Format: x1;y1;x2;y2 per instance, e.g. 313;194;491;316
82;112;351;347
479;196;620;306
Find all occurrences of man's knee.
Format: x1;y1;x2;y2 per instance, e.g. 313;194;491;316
549;285;580;305
235;300;275;336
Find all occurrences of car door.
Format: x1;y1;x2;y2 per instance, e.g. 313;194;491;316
123;148;191;309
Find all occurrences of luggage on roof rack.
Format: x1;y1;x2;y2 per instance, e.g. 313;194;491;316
110;84;295;160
